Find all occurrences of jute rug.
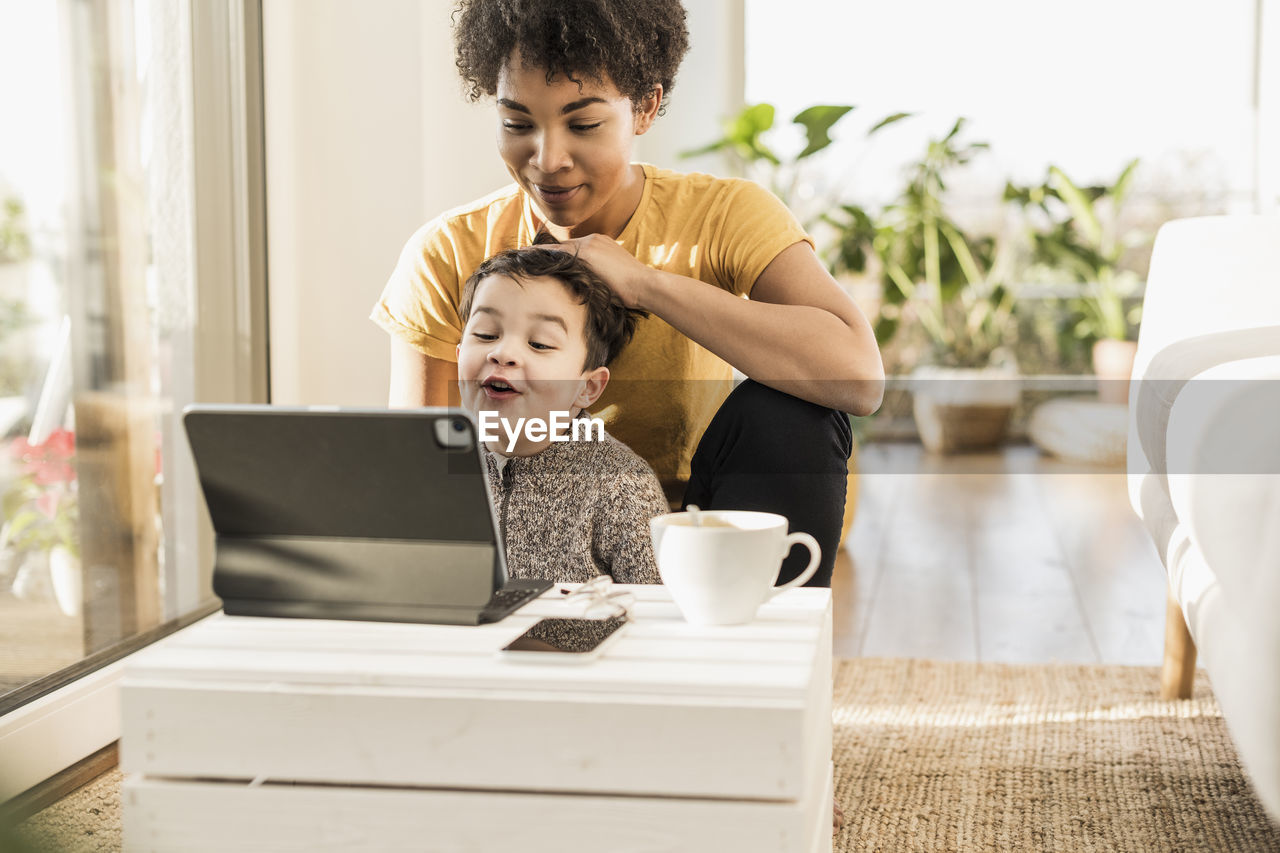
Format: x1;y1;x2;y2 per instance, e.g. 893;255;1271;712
10;658;1280;852
832;659;1279;851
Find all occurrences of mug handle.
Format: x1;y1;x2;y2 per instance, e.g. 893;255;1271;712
768;532;822;599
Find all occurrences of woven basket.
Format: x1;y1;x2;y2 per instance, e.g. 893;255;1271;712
914;397;1013;453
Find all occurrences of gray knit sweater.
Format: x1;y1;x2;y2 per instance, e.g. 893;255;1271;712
482;430;668;585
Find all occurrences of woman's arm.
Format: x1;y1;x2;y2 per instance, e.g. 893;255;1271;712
557;237;885;416
388;339;460;408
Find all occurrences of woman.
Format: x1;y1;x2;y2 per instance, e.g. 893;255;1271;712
372;0;884;587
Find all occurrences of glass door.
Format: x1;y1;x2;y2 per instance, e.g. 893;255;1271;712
0;0;266;711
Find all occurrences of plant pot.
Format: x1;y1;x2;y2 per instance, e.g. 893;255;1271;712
1092;339;1138;405
912;365;1020;454
49;545;81;618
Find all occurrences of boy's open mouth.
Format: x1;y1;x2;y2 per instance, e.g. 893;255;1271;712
481;377;521;398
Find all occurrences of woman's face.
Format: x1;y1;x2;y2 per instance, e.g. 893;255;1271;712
495;51;657;238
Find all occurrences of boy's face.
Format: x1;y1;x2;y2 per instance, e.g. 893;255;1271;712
457;273;608;456
494;49;658;239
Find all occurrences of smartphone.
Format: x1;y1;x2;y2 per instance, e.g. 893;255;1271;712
498;616;627;663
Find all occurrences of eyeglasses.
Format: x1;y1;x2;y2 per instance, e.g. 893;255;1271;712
561;575;635;620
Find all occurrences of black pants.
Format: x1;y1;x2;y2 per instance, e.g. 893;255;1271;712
681;379;853;588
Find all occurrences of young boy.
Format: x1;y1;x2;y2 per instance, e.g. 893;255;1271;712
456;239;668;584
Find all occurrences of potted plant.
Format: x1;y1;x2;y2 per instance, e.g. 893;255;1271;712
2;427;81;616
826;119;1020;453
1005;159;1145;403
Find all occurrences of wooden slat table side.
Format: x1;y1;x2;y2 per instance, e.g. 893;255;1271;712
122;766;835;853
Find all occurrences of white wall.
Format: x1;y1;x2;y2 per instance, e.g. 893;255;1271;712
264;0;504;405
263;0;742;405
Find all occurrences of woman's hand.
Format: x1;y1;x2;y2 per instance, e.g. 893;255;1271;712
550;234;658;310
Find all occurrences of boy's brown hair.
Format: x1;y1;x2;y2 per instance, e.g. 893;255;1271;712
460;234;647;370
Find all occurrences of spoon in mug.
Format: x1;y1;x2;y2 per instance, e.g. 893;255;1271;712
687;504;702;527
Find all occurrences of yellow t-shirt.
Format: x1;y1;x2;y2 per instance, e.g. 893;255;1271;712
371;164;812;501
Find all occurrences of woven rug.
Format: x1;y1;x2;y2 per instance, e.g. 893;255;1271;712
832;659;1279;851
11;658;1280;852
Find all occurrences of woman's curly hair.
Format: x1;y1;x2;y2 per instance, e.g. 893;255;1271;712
452;0;689;116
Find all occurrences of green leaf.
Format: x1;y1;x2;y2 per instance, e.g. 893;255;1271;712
730;103;780;164
1004;180;1053;217
5;510;45;543
1110;157;1140;206
883;260;920;302
738;102;776;134
1040;239;1100;282
873;315;900;346
824;203;878;275
867;112;912;135
839;203;875;229
1048;166;1103;248
678;102;779;164
792;105;854;160
679;139;729;159
938;221;985;287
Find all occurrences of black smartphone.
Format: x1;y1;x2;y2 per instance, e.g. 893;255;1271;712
498;616;628;662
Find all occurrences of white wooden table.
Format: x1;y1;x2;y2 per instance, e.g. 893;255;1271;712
120;585;833;852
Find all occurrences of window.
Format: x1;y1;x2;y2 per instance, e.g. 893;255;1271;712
743;0;1262;215
0;0;265;801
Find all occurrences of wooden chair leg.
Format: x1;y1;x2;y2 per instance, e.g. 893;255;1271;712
1161;584;1197;699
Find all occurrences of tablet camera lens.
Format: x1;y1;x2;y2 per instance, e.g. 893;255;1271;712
433;416;471;450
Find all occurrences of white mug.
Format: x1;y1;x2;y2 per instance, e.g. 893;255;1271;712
650;510;821;626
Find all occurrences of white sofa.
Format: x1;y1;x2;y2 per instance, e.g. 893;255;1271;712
1127;215;1280;823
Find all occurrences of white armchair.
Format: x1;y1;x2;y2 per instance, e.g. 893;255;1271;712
1127;215;1280;823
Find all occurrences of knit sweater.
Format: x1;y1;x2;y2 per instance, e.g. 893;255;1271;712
482;430;668;585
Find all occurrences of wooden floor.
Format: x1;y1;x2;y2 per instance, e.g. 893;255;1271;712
832;441;1168;665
